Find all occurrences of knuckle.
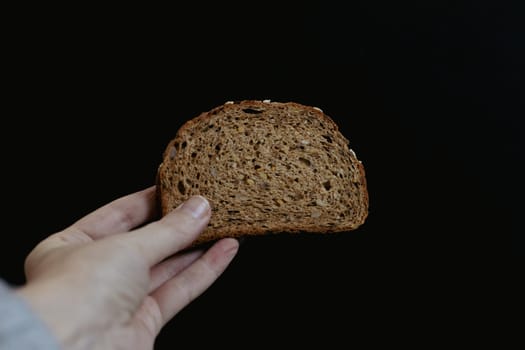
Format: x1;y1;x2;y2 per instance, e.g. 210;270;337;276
112;205;137;231
165;211;203;239
138;296;163;337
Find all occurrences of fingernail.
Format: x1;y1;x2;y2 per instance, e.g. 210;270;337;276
181;196;210;219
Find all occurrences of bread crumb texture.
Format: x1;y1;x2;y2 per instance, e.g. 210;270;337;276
158;100;368;244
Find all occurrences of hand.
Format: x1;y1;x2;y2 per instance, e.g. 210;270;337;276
16;187;238;350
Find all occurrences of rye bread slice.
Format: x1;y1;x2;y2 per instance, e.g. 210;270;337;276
157;100;368;245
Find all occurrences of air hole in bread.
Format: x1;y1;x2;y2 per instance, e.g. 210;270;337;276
177;181;185;195
181;141;187;149
242;108;264;114
322;135;333;143
298;157;311;166
323;181;331;191
191;152;197;158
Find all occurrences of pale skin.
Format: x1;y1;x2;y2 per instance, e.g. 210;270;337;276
15;186;239;350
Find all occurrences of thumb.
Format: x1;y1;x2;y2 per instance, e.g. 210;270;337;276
125;196;211;266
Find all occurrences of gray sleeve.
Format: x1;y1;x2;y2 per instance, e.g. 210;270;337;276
0;280;60;350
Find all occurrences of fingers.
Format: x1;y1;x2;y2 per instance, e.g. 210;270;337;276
149;238;239;330
126;196;211;266
148;249;204;293
72;186;157;240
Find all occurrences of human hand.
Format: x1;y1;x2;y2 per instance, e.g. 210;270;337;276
16;187;238;350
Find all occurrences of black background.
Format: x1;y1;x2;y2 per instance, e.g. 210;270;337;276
2;1;521;347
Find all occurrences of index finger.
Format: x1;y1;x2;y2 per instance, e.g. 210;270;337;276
72;186;158;240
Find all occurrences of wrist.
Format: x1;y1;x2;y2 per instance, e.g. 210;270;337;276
16;279;95;349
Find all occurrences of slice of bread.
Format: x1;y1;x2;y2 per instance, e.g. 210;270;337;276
157;100;368;245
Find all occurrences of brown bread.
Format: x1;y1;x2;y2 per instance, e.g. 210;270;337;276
157;100;368;245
